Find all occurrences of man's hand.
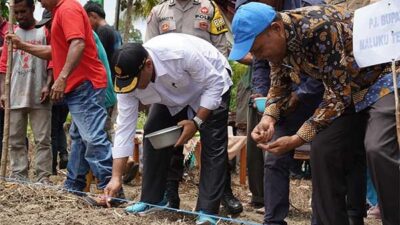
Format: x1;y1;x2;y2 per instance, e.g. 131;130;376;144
252;115;276;143
40;85;50;103
6;34;24;50
50;76;67;102
104;176;123;208
257;135;305;155
174;120;197;147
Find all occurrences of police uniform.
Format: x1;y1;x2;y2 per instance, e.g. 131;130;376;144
146;0;229;56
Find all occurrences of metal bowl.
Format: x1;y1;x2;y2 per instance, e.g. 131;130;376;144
145;125;183;149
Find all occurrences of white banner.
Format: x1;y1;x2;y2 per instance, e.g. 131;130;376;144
353;0;400;67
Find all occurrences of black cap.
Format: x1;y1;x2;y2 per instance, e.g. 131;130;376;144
111;43;148;94
35;10;52;28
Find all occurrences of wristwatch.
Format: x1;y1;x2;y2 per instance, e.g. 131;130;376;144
192;116;204;130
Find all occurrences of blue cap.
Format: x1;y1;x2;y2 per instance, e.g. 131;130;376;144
229;2;277;61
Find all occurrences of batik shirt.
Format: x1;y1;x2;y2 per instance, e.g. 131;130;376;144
264;5;397;142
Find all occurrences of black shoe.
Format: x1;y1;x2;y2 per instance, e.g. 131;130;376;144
348;216;364;225
221;193;243;214
248;201;264;209
166;180;180;209
289;172;304;180
59;153;68;169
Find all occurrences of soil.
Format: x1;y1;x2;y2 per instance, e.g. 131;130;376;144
0;170;382;225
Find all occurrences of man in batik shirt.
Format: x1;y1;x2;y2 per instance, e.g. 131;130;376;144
230;3;399;225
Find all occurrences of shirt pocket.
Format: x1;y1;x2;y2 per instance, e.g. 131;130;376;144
159;20;177;34
163;73;190;91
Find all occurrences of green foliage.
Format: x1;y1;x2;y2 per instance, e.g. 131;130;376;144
120;0;159;18
91;0;103;6
118;19;143;43
228;60;249;111
1;0;9;19
136;111;147;130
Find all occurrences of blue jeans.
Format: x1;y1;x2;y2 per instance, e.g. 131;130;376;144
64;81;112;192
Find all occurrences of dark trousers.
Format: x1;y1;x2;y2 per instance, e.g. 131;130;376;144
264;99;317;225
167;144;234;198
141;92;230;214
247;105;264;204
364;93;400;225
51;104;69;171
311;109;367;225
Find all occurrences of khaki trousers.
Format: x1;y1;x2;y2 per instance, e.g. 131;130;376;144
9;108;52;181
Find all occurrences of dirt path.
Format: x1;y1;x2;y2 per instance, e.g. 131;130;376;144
0;172;382;225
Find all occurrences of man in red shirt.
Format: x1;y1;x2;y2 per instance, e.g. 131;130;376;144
8;0;122;204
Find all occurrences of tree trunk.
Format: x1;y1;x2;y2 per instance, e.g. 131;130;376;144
123;0;133;43
0;0;14;181
114;0;121;30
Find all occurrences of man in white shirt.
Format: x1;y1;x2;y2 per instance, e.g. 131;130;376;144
105;33;232;225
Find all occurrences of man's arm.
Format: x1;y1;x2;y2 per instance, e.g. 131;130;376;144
250;61;292;145
6;34;51;60
185;51;227;112
105;92;140;199
174;50;228;146
40;68;53;103
175;106;212;147
263;63;293;121
210;1;229;56
58;38;85;79
144;7;160;42
50;38;85;101
295;21;352;142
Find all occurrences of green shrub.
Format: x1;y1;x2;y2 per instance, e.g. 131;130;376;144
228;60;249;111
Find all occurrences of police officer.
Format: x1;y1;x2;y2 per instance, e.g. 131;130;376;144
145;0;243;215
146;0;228;56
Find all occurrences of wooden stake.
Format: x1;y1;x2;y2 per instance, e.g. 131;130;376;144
0;0;14;181
392;59;400;150
114;0;121;30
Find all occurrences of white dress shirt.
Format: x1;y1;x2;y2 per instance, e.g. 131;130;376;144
112;33;233;158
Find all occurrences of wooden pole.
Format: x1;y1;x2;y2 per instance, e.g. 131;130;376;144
114;0;121;30
0;0;14;181
392;59;400;150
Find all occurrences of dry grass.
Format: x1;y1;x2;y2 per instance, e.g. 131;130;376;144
0;170;382;225
0;138;382;225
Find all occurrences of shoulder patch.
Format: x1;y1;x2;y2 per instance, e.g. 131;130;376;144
209;1;228;35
